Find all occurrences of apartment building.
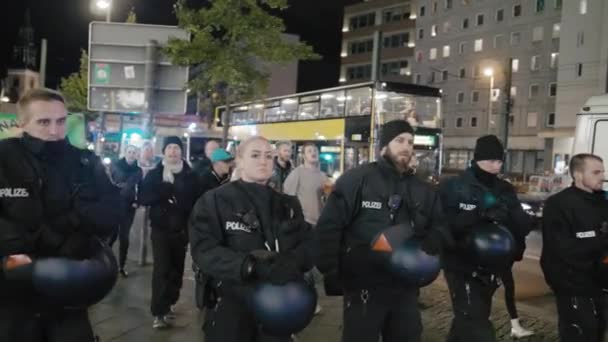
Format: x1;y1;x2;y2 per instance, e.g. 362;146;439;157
412;0;562;174
340;0;416;84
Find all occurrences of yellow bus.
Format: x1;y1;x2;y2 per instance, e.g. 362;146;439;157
215;81;443;179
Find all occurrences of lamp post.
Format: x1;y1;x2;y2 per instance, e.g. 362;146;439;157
484;67;494;132
96;0;112;22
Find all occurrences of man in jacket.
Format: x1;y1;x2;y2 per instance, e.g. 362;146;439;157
438;135;531;342
268;140;293;192
316;120;449;342
109;145;143;277
541;153;608;340
0;88;120;341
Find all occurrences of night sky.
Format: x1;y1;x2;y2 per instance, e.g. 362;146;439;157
0;0;360;92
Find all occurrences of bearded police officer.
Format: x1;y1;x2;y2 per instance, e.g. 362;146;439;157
541;153;608;341
438;135;531;342
316;120;450;342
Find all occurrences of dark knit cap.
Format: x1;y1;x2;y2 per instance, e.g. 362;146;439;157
380;120;415;148
163;136;184;153
473;135;504;161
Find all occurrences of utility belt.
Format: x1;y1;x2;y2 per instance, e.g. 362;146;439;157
193;263;219;309
469;269;502;287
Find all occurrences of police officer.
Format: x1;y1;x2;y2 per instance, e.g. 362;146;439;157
438;135;531;342
0;88;120;341
316;120;449;342
541;153;608;341
189;136;315;342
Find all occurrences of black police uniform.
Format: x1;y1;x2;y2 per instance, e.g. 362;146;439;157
438;164;530;342
0;133;121;342
109;157;143;270
316;157;449;342
139;161;200;318
189;180;315;342
541;186;608;341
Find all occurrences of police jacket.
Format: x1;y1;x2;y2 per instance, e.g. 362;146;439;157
315;157;450;291
188;181;314;294
541;186;608;296
139;161;201;234
0;134;121;304
110;158;143;208
438;166;530;274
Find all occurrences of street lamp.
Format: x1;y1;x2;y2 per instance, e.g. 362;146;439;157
484;68;494;131
96;0;112;22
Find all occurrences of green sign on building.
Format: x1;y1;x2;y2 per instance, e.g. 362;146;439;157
93;63;111;84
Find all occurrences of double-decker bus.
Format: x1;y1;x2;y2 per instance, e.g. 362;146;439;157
215;81;443;179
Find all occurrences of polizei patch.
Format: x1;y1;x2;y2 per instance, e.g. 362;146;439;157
362;201;382;210
0;188;29;198
225;221;252;233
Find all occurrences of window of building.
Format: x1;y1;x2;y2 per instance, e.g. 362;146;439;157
418;28;424;39
471;117;478;127
513;4;522;17
473;64;480;77
431;25;438;37
456;117;463;128
383;33;410;48
536;0;545;12
511;58;519;72
577;31;585;47
511;86;517;98
496;9;504;22
527;112;538;128
580;0;587;15
346;65;373;81
554;0;562;10
529;84;540;98
552;23;561;38
349;39;374;55
430;48;437;60
457;92;465;103
474;39;483;52
420;5;426;16
472;91;480;103
462;0;470;5
551;53;559;69
494;35;504;49
477;14;484;26
446;0;453;9
383;5;411;24
459;68;466;78
459;42;466;54
415;74;422;84
381;60;409;76
462;18;469;29
433;2;438;14
442;70;449;81
577;63;583;77
348;13;376;30
443;45;451;57
430;72;436;83
549;83;557;96
416;51;423;62
511;32;521;46
547;113;555;126
442;119;447;128
533;26;544;42
443;21;450;33
531;55;541;70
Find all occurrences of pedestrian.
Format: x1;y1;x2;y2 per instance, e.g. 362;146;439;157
109;145;143;277
541;153;608;341
189;136;315;342
268;140;293;192
192;148;233;310
193;139;220;176
316;120;449;342
438;135;532;342
501;263;534;338
139;136;201;329
0;88;120;341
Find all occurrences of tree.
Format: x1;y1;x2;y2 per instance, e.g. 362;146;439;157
164;0;320;144
59;50;97;122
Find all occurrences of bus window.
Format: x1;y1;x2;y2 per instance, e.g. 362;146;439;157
592;120;608;166
346;87;372;117
320;90;346;118
299;102;320;120
280;98;298;121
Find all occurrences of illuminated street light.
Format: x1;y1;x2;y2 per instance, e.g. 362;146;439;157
483;67;494;77
96;0;110;9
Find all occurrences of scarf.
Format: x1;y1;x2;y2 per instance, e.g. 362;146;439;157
162;159;184;184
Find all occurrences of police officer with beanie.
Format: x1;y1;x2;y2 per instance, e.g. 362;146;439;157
438;135;531;342
189;136;315;342
0;88;120;341
541;153;608;341
139;136;201;329
316;120;450;342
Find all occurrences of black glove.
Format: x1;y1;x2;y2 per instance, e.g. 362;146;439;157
241;249;278;281
265;254;302;285
480;203;509;223
322;270;343;296
420;230;444;256
57;232;94;259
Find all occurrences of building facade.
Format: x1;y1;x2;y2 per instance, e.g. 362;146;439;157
340;0;416;84
412;0;562;174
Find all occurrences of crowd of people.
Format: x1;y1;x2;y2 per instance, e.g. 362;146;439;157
1;88;607;342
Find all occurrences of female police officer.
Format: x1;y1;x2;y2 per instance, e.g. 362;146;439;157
189;136;315;342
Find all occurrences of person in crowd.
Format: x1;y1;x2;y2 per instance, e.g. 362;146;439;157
193;139;220;176
109;145;143;277
189;136;315;342
501;263;534;338
438;135;531;342
316;120;449;342
139;136;201;329
541;153;608;341
0;88;120;341
268;140;293;192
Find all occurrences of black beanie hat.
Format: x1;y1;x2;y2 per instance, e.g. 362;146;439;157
163;136;184;153
380;120;415;148
473;135;504;161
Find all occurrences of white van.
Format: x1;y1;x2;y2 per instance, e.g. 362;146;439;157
572;94;608;189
